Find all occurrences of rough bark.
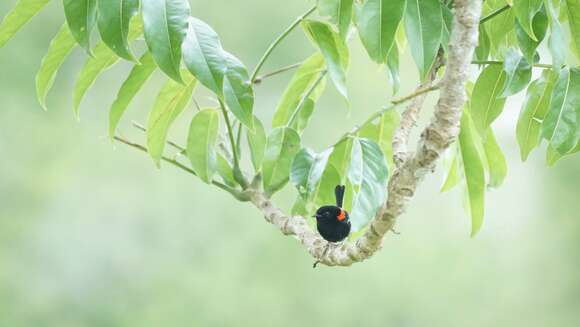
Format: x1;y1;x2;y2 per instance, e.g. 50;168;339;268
249;0;483;267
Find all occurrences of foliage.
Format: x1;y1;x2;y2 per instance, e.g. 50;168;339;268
0;0;579;236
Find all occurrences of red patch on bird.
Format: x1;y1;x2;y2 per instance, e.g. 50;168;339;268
337;210;346;221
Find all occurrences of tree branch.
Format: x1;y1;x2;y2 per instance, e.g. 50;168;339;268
244;0;483;267
250;5;317;83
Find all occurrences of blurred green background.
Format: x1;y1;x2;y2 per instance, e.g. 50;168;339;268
1;1;580;326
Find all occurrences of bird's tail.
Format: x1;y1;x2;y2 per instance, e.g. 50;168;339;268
335;185;346;208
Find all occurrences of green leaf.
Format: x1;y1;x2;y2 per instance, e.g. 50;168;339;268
516;70;556;161
109;52;157;139
272;53;326;128
500;48;532;97
546;0;566;71
347;138;389;232
542;68;580;154
142;0;190;82
262;127;301;195
475;25;491;61
440;147;460;193
546;141;580;166
386;45;400;94
216;154;237;187
484;128;508;188
484;3;516;57
404;0;443;80
247;116;266;171
567;0;580;60
513;0;543;40
73;18;143;117
311;164;341;209
146;73;197;166
471;65;507;134
458;109;486;237
357;107;400;168
302;19;349;99
515;8;548;62
354;0;405;63
0;0;51;48
182;17;227;95
290;148;332;198
35;24;76;110
318;0;354;37
222;51;255;130
63;0;97;52
328;137;353;183
187;108;220;183
97;0;140;61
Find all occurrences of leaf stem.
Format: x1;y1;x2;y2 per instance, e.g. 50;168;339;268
479;4;510;24
391;83;441;105
250;5;317;83
113;135;245;199
253;62;303;84
471;60;553;69
286;70;327;128
132;121;185;153
219;99;248;188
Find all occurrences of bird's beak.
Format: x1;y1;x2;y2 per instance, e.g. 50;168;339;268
313;214;321;219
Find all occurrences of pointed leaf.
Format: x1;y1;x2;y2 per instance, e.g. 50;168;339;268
354;0;405;63
0;0;51;48
515;9;548;62
404;0;443;79
291;148;333;198
440;147;460;193
516;70;556;160
222;51;255;130
458;109;486;237
318;0;354;37
97;0;140;61
513;0;543;40
272;53;326;128
182;17;227;94
35;24;76;110
484;128;507;188
146;73;196;166
542;68;580;154
73;18;143;117
187;108;220;183
142;0;190;82
546;0;566;71
328;137;353;183
471;65;507;134
501;48;532;97
302;19;349;99
386;45;400;94
216;153;237;187
567;0;580;60
357;108;400;168
262;127;301;195
247;116;267;171
63;0;97;52
311;164;341;209
546;141;580;166
347;138;388;232
109;52;157;138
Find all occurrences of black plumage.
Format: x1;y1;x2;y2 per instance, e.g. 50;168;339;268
314;185;351;243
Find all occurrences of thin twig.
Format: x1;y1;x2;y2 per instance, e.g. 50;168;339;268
132;121;185;152
391;83;441;105
479;4;510;24
471;60;553;69
219;99;248;188
253;62;303;84
250;5;317;82
112;135;243;198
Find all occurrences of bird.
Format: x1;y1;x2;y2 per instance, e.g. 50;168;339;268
313;185;351;243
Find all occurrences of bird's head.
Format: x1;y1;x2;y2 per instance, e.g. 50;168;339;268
313;206;348;222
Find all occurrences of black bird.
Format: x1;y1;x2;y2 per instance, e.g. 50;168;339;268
314;185;351;243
